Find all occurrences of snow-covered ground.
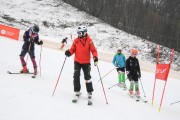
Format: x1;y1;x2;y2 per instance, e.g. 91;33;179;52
0;0;180;71
0;36;180;120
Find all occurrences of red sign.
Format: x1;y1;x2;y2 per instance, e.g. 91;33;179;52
0;24;20;40
155;64;170;81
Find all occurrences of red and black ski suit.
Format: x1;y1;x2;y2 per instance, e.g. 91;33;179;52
20;29;42;69
69;34;98;93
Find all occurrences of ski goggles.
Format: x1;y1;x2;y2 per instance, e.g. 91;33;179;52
30;28;38;34
31;28;38;34
77;31;83;36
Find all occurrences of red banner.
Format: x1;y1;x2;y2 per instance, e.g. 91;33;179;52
155;64;170;81
0;24;20;40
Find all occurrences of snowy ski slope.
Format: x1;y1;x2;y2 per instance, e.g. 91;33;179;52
0;37;180;120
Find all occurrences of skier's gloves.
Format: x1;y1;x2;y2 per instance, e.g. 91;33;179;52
93;56;98;66
126;71;132;79
39;40;43;45
65;50;71;57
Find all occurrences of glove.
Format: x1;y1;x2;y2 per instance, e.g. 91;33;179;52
93;56;98;66
126;71;132;79
65;50;71;57
39;40;43;45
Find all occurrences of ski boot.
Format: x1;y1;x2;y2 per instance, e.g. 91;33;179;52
20;66;29;73
72;92;82;103
122;83;127;90
118;82;127;90
87;92;92;105
135;91;140;98
129;90;133;98
135;82;140;98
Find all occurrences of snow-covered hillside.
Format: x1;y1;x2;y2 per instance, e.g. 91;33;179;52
0;0;180;71
0;35;180;120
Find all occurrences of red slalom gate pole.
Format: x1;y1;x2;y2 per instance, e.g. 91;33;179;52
97;66;108;104
158;81;167;112
152;46;160;106
52;56;67;96
39;45;42;77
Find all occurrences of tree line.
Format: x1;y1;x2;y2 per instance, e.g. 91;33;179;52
63;0;180;52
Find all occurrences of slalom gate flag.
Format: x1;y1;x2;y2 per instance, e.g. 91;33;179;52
0;24;20;40
155;64;170;81
152;45;174;112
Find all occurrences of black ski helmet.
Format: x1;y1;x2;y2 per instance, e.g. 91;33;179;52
32;25;39;33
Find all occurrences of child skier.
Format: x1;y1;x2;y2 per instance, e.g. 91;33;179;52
126;48;141;97
112;48;126;89
19;25;43;75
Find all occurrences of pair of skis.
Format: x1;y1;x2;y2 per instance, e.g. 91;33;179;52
7;71;36;78
72;93;93;105
109;83;148;103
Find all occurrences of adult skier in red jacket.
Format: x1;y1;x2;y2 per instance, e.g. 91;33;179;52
65;26;98;98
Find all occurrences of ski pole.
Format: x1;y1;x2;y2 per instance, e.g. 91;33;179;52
52;56;67;96
97;66;108;104
39;44;42;77
98;67;115;82
108;83;119;89
26;40;33;64
108;78;128;89
170;101;180;105
139;78;146;98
